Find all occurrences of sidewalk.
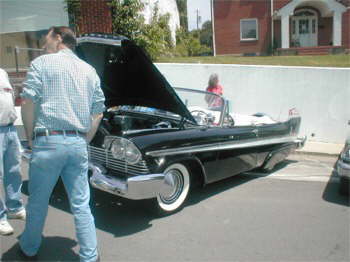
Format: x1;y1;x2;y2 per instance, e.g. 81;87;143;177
296;141;344;156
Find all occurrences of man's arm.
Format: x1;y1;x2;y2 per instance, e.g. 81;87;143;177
86;113;103;143
21;98;35;148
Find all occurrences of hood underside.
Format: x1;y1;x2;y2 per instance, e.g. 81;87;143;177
76;35;195;122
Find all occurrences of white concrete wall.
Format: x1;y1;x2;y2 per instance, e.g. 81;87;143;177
155;63;350;143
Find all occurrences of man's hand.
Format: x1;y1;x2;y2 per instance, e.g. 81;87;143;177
86;113;103;143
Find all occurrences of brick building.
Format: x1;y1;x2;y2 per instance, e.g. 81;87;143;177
75;0;179;42
212;0;350;55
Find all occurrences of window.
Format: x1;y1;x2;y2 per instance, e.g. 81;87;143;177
240;19;258;41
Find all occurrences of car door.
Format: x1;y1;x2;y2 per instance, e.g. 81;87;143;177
205;125;259;183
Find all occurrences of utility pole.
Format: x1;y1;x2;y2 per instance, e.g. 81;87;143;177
211;0;216;56
196;8;201;30
271;0;274;55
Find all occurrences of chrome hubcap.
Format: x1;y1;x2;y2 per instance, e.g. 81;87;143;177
160;169;184;204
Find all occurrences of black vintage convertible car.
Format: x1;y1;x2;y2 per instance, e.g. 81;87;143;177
76;34;306;214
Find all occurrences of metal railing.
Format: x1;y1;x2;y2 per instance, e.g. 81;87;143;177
14;46;44;73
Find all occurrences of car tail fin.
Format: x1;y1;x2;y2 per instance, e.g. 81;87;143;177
288;107;300;119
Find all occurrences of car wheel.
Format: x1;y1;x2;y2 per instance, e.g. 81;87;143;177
155;163;191;215
339;177;349;196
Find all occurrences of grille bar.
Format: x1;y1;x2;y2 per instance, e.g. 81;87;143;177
88;145;150;175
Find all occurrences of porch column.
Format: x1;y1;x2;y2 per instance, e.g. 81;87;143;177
333;12;342;46
281;14;290;48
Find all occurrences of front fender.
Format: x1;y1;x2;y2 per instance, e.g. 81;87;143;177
150;154;207;187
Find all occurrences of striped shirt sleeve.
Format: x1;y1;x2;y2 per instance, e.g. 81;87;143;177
91;73;106;115
21;60;42;103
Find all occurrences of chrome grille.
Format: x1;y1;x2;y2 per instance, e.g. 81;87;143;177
88;146;150;175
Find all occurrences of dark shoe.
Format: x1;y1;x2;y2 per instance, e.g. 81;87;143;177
17;247;38;261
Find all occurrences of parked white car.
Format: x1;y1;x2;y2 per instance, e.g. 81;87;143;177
337;138;350;196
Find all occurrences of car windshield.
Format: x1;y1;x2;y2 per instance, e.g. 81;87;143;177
109;88;225;126
175;88;224;126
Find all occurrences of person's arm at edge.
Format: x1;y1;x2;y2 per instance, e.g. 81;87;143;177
21;98;35;149
87;71;105;143
86;113;103;143
21;59;42;149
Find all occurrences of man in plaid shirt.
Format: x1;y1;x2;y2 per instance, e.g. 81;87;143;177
20;26;105;262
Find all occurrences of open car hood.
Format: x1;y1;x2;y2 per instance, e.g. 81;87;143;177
76;35;195;122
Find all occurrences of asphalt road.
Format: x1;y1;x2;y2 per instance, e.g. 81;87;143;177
1;153;349;261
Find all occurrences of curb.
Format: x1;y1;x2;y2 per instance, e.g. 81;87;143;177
293;150;339;157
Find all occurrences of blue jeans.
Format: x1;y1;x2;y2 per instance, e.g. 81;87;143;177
19;135;98;262
0;125;24;221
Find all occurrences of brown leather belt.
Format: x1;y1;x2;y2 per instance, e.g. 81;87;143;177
35;130;86;137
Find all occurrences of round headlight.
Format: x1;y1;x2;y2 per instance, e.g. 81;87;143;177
125;140;141;164
110;139;125;159
110;138;141;164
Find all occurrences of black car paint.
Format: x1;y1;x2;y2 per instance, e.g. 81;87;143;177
79;35;301;188
76;39;195;122
90;111;299;184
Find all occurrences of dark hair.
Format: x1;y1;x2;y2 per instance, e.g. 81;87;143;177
208;73;219;87
48;26;77;50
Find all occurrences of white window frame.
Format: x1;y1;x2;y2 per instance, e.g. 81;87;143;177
240;18;259;41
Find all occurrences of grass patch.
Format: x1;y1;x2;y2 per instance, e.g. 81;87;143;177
157;54;350;68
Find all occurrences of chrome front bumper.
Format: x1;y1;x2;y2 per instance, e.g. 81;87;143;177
89;162;172;200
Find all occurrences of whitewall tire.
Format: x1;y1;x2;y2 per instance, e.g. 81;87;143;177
156;163;191;214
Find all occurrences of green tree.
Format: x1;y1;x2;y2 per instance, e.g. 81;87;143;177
109;0;173;61
176;0;188;31
138;6;173;60
175;28;211;57
109;0;145;40
64;0;81;34
200;20;212;48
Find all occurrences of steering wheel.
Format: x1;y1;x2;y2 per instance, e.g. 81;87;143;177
190;110;210;125
190;110;209;117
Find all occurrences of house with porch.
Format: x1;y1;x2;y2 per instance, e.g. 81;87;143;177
212;0;350;55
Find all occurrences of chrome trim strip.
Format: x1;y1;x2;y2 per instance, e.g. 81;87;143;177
77;37;122;46
122;128;178;135
146;135;298;157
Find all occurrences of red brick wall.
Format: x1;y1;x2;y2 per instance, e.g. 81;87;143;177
78;0;112;35
273;0;292;11
214;0;350;54
214;0;271;55
342;9;350;48
318;18;332;46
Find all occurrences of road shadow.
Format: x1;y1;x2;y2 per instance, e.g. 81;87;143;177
19;158;296;237
322;169;349;207
21;179;155;238
184;159;296;208
1;236;79;261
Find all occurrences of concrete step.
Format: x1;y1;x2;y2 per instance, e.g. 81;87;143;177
297;51;329;55
296;141;344;156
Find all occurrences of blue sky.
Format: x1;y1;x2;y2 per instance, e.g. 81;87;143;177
187;0;211;30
